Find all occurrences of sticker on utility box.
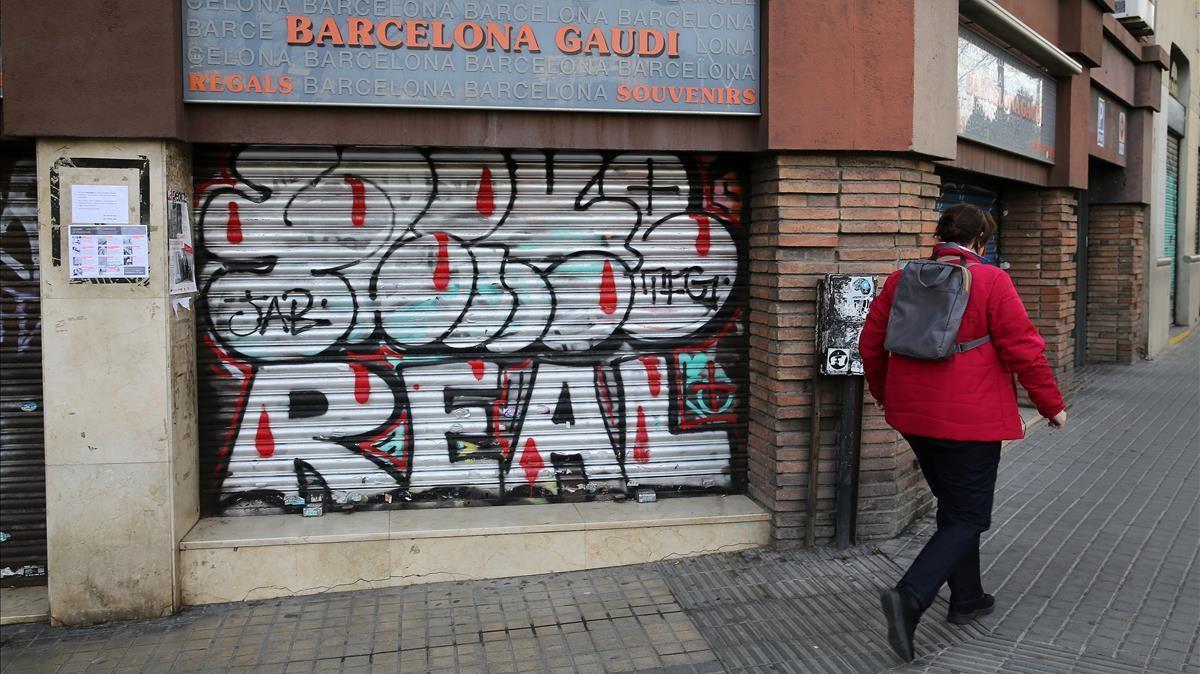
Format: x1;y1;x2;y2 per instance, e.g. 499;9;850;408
818;275;879;376
826;348;851;374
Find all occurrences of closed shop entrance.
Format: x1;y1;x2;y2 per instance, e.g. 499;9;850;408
936;180;1005;266
1165;133;1181;325
193;147;749;515
0;144;47;586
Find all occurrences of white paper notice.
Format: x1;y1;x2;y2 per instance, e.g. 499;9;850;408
71;184;130;224
68;225;149;280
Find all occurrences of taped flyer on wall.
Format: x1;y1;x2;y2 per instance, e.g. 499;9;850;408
67;224;148;280
168;190;198;295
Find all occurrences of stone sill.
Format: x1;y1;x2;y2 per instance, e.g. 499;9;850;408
182;495;769;550
0;586;49;626
179;496;770;605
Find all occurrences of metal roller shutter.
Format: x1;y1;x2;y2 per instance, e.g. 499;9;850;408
1165;134;1180;323
0;145;47;585
194;146;749;514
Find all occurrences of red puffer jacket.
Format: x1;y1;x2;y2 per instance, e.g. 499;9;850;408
859;244;1065;441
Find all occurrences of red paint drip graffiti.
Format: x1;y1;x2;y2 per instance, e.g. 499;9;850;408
349;362;371;404
255;406;275;458
343;175;367;227
640;355;662;397
634;406;650;464
202;333;254;477
432;232;451;291
475;166;495;217
225;202;243;244
599;259;618;315
194;148;237;208
469;360;486;381
519;438;544;493
690;213;711;257
595;364;619;428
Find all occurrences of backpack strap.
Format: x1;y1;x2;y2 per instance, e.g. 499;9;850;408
955;335;992;353
935;256;978;268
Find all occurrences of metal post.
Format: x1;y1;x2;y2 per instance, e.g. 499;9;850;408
805;374;823;547
834;376;865;549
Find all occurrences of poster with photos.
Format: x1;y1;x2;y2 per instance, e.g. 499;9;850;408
168;190;197;295
68;225;148;279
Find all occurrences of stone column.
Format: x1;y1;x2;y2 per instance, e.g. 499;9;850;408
747;153;940;546
38;139;198;625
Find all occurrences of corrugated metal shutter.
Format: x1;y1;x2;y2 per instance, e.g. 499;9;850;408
1165;134;1180;322
0;145;47;585
194;146;748;514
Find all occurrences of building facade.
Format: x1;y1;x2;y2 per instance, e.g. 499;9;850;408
0;0;1195;625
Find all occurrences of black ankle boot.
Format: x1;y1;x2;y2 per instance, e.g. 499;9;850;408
947;593;995;624
880;587;921;662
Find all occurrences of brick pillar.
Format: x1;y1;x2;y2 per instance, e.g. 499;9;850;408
1001;189;1079;383
747;154;940;546
1086;204;1146;363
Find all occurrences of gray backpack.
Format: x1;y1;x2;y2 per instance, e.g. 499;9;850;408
884;249;991;360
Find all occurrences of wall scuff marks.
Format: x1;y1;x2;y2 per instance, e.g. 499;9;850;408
194;147;747;514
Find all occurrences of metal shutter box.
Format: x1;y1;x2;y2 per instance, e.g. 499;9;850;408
193;147;749;514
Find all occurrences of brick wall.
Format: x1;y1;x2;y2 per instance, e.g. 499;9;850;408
747;154;939;546
1001;189;1079;383
1086;204;1146;363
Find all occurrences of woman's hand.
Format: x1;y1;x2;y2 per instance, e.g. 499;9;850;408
1048;410;1067;429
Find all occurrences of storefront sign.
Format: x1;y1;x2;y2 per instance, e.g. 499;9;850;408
182;0;760;115
956;28;1056;163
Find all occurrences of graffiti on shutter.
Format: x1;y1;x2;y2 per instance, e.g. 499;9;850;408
1;146;48;583
194;147;747;513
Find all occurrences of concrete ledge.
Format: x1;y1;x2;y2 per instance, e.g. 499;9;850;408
0;586;49;625
179;495;769;605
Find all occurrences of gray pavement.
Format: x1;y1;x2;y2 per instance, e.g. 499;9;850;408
2;334;1197;673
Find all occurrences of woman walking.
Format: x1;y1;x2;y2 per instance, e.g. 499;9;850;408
858;203;1068;662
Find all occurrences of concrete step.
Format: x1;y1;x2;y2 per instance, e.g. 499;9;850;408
179;495;769;605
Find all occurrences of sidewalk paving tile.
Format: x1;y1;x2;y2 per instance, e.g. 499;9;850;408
1;336;1196;673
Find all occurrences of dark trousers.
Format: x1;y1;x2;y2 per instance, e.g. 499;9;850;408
898;435;1002;612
